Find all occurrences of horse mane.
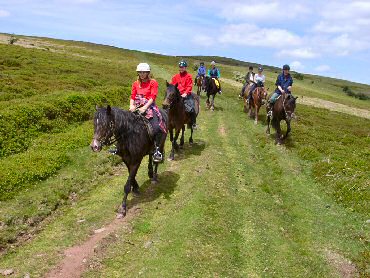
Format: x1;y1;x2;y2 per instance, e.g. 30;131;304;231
271;94;296;129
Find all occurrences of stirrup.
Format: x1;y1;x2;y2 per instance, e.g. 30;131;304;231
153;150;163;163
108;148;117;155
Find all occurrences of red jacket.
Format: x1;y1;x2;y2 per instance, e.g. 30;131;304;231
171;72;193;95
130;79;158;101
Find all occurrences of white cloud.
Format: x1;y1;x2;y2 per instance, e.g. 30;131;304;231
0;9;10;17
314;65;331;72
290;61;305;72
207;0;312;22
277;48;319;59
217;24;302;48
192;34;213;47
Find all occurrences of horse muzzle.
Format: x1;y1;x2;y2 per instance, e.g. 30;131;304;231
90;138;102;152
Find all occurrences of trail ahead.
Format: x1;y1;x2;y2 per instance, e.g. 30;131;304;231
0;75;366;277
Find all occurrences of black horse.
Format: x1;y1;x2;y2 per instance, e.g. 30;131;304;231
90;105;168;218
266;93;298;144
205;76;218;111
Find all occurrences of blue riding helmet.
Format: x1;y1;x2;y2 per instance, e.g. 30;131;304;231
179;60;188;67
283;64;290;70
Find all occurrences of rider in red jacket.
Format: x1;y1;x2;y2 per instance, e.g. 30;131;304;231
171;60;197;129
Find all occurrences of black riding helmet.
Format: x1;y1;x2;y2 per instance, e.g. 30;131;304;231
283;64;290;70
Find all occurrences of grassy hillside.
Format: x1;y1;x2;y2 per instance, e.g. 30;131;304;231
0;34;369;277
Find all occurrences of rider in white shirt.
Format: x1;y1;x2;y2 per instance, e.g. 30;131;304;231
247;66;265;103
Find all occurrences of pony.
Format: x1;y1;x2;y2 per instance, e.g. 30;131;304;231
247;85;268;125
90;105;168;218
162;82;200;160
266;94;298;144
196;75;205;96
204;76;219;111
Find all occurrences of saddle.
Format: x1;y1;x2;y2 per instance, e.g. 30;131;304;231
134;111;154;140
212;78;220;89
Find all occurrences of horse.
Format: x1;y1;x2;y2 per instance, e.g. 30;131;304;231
247;85;268;125
90;105;168;218
162;82;200;161
205;76;218;111
266;93;298;144
196;75;205;96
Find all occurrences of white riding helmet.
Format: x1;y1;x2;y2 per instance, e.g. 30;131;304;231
211;61;216;65
136;63;151;72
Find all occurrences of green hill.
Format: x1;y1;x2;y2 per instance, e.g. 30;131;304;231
0;34;369;277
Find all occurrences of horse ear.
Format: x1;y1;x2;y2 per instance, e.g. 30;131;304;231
107;105;111;115
295;96;299;100
95;104;100;111
166;80;169;87
175;83;178;89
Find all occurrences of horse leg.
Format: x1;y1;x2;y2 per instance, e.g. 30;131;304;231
118;163;140;218
152;162;159;184
148;154;154;179
243;98;248;113
266;114;271;135
285;120;291;139
179;125;185;148
169;129;180;160
132;179;140;196
255;104;259;125
169;128;175;160
276;121;283;145
189;125;194;144
206;95;210;109
211;94;215;111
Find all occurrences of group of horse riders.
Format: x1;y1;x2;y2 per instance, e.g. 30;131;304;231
127;60;293;164
195;61;222;95
129;59;210;163
240;64;294;116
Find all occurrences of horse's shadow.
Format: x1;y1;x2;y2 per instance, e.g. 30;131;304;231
170;139;206;161
128;170;180;209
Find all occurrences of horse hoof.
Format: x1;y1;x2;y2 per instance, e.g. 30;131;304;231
151;179;158;185
132;189;140;197
116;212;125;219
254;121;258;125
168;157;174;161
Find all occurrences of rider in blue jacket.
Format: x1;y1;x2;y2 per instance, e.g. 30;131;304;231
195;62;207;86
267;64;293;116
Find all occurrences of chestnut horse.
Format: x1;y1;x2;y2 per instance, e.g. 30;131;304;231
247;85;268;125
196;75;205;96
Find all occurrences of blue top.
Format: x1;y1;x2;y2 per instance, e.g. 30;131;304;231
197;65;206;76
275;73;293;93
208;67;220;78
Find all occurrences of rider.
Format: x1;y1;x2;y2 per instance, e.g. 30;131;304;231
130;62;167;163
194;62;206;86
247;66;265;103
171;59;197;129
267;64;293;117
240;66;255;98
207;61;222;94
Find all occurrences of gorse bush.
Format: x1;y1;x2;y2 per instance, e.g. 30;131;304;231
293;72;304;80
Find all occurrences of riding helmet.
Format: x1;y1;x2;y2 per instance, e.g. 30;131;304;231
211;61;216;66
178;60;188;67
136;63;151;72
283;64;290;70
258;66;263;72
200;62;204;65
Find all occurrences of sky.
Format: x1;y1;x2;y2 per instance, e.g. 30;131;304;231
1;0;370;84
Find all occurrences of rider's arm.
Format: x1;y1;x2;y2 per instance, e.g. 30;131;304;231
217;69;220;78
184;74;193;95
130;82;137;111
142;80;158;111
207;69;211;77
276;75;284;93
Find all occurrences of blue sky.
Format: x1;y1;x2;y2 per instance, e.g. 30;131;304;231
1;0;370;84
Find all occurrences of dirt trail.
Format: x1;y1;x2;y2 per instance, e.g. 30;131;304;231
45;206;141;278
221;78;370;119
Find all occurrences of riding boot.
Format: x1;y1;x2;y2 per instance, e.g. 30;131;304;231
153;133;163;163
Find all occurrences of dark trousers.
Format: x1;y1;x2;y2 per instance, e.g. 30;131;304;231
184;95;196;125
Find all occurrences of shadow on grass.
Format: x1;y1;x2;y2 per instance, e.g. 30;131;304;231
171;139;207;161
129;170;180;209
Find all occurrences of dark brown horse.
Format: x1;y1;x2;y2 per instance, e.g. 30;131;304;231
266;93;298;144
90;105;168;218
205;76;218;111
247;85;268;125
162;82;200;160
196;75;205;96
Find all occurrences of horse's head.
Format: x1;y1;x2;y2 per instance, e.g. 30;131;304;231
163;81;181;109
283;94;298;121
90;105;115;152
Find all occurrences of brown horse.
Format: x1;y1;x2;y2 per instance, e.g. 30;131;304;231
162;82;200;160
266;93;298;144
247;85;268;125
196;75;205;96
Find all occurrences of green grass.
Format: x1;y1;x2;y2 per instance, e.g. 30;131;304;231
0;34;369;277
